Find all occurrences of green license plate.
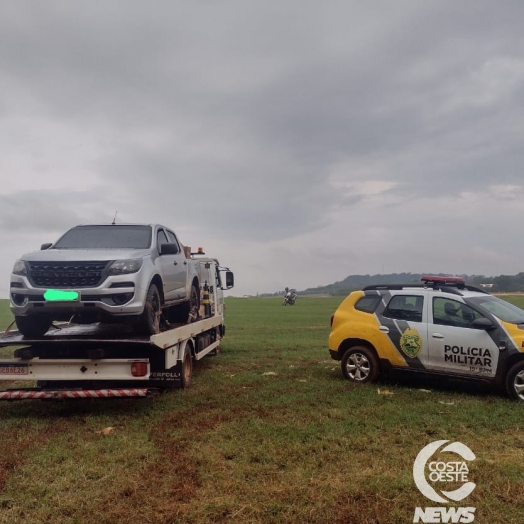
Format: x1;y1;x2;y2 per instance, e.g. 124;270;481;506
44;289;80;302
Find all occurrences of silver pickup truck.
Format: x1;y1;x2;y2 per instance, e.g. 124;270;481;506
10;223;202;337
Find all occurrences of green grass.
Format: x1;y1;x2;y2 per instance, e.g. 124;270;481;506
0;297;523;523
501;294;524;309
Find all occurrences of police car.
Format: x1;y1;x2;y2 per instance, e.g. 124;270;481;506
328;276;524;401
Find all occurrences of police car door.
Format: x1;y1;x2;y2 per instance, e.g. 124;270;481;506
378;291;429;369
428;296;499;378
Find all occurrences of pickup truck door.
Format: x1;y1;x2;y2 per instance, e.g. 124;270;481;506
165;229;188;299
156;228;187;301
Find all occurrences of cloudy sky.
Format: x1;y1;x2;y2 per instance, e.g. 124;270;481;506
1;1;523;297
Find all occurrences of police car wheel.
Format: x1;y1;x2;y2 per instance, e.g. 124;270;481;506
341;346;379;383
505;361;524;401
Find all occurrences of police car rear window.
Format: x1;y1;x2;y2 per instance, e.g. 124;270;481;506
383;295;423;322
355;296;381;313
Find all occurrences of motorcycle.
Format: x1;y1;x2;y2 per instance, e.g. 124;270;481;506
282;288;297;306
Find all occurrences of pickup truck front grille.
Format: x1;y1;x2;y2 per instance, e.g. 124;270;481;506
28;261;110;288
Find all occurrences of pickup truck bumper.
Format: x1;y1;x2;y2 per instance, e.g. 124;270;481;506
10;274;147;317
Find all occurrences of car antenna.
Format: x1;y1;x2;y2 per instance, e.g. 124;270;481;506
112;211;118;225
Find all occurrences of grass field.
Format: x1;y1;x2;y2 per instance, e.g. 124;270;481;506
1;297;524;523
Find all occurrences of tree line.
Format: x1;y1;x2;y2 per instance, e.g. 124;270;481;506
266;272;524;297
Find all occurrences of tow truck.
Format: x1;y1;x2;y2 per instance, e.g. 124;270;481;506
0;255;233;400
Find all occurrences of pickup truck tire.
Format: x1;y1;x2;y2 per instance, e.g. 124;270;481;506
341;345;380;383
506;361;524;401
179;344;193;388
172;283;200;324
188;283;200;320
15;315;52;338
137;284;162;335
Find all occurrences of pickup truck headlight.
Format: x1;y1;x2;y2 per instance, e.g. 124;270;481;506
108;259;143;275
12;260;27;276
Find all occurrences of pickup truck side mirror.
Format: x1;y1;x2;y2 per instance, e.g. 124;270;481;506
41;243;52;250
221;271;234;290
472;318;496;331
159;243;179;255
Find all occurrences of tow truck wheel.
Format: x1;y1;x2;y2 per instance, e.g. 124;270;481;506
505;361;524;401
15;315;52;338
137;284;162;335
341;345;380;383
179;345;193;388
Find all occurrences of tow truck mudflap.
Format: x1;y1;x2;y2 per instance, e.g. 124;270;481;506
0;388;157;401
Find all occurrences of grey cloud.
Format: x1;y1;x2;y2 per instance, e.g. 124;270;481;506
100;142;339;242
0;190;119;234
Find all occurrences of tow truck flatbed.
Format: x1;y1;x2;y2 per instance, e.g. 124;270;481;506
0;322;153;346
1;322;223;398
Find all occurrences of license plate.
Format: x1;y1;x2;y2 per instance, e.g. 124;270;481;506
0;364;29;375
44;289;80;302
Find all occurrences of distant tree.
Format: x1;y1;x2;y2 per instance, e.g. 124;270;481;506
274;272;524;296
492;275;513;292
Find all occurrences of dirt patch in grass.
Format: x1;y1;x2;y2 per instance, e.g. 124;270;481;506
0;421;72;492
121;400;281;523
98;412;212;523
332;489;396;524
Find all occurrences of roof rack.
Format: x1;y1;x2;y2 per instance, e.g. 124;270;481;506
363;284;425;291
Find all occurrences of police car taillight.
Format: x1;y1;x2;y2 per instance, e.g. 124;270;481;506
421;275;465;284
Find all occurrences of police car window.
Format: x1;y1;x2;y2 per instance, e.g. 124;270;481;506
355;296;381;314
383;295;423;322
433;297;482;328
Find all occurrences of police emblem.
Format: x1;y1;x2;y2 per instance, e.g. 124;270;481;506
400;327;422;358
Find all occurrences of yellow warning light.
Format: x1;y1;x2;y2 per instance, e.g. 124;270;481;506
198;247;204;254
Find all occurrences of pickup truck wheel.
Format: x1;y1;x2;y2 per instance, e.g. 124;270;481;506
172;283;200;324
138;284;162;335
15;315;52;338
506;361;524;401
341;346;380;383
188;284;200;321
179;345;193;388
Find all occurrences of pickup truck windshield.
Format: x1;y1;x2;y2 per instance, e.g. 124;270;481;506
53;225;152;249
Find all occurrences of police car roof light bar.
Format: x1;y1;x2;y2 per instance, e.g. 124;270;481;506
421;275;465;285
421;276;488;295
